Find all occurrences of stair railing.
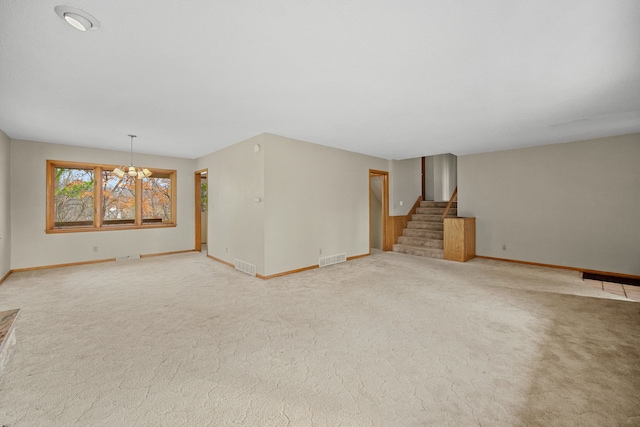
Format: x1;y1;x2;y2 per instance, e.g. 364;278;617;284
441;187;458;220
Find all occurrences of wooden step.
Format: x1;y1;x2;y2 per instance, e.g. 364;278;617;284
392;244;444;259
397;236;443;249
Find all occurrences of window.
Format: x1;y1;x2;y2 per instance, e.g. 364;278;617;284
46;160;176;233
51;167;95;227
142;173;172;224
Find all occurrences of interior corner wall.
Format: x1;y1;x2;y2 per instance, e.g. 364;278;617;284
262;134;388;276
0;130;11;278
458;133;640;276
10;139;196;270
197;135;265;275
389;157;421;216
424;156;435;201
438;153;457;201
427;153;457;201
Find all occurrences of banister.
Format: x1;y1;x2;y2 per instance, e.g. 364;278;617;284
441;187;458;220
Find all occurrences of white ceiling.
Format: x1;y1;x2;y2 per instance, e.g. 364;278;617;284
1;1;639;160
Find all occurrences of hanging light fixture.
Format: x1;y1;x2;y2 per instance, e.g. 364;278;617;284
113;135;153;179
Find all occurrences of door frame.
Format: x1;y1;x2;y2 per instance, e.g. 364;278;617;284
369;169;390;252
194;169;208;252
421;156;426;201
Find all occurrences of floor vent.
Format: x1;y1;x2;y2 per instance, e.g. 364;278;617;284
116;254;140;261
234;259;257;276
319;253;347;267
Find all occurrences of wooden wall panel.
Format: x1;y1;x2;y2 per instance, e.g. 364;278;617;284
444;217;476;262
386;197;422;249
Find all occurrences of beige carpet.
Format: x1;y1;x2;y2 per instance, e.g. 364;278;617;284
0;251;638;426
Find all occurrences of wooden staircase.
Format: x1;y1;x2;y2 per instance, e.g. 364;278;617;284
392;201;457;259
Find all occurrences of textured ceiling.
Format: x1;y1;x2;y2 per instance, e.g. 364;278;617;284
1;1;639;160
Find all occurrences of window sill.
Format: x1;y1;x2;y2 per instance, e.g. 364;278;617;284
45;223;177;234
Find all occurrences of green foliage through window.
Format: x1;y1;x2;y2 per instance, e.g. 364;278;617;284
47;161;176;231
200;181;208;212
54;168;94;226
142;175;172;222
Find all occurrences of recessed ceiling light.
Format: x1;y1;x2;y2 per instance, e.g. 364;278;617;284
54;6;100;31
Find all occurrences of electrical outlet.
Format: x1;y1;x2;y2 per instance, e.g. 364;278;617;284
319;248;322;255
502;245;506;251
93;246;98;252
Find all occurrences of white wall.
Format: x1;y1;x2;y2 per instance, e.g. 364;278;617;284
458;133;640;276
263;134;388;276
0;130;11;277
425;153;457;201
389;157;421;215
10;139;196;269
424;156;434;201
435;153;457;201
197;133;425;277
197;135;265;274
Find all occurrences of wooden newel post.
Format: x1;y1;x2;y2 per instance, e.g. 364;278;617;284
444;217;476;262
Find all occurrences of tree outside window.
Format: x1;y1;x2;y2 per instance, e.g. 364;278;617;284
142;174;172;223
46;160;176;232
102;171;136;225
53;168;94;227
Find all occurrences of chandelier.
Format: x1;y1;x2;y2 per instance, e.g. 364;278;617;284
113;134;152;179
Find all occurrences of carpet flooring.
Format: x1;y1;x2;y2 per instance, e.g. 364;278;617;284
0;251;638;426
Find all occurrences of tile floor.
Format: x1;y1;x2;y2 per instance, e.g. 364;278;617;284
584;279;640;302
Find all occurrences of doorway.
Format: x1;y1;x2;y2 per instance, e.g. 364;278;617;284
369;170;389;252
194;169;208;252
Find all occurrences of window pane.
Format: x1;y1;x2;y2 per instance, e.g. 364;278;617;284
102;171;136;225
54;167;94;227
47;161;176;233
200;179;207;212
142;174;172;223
